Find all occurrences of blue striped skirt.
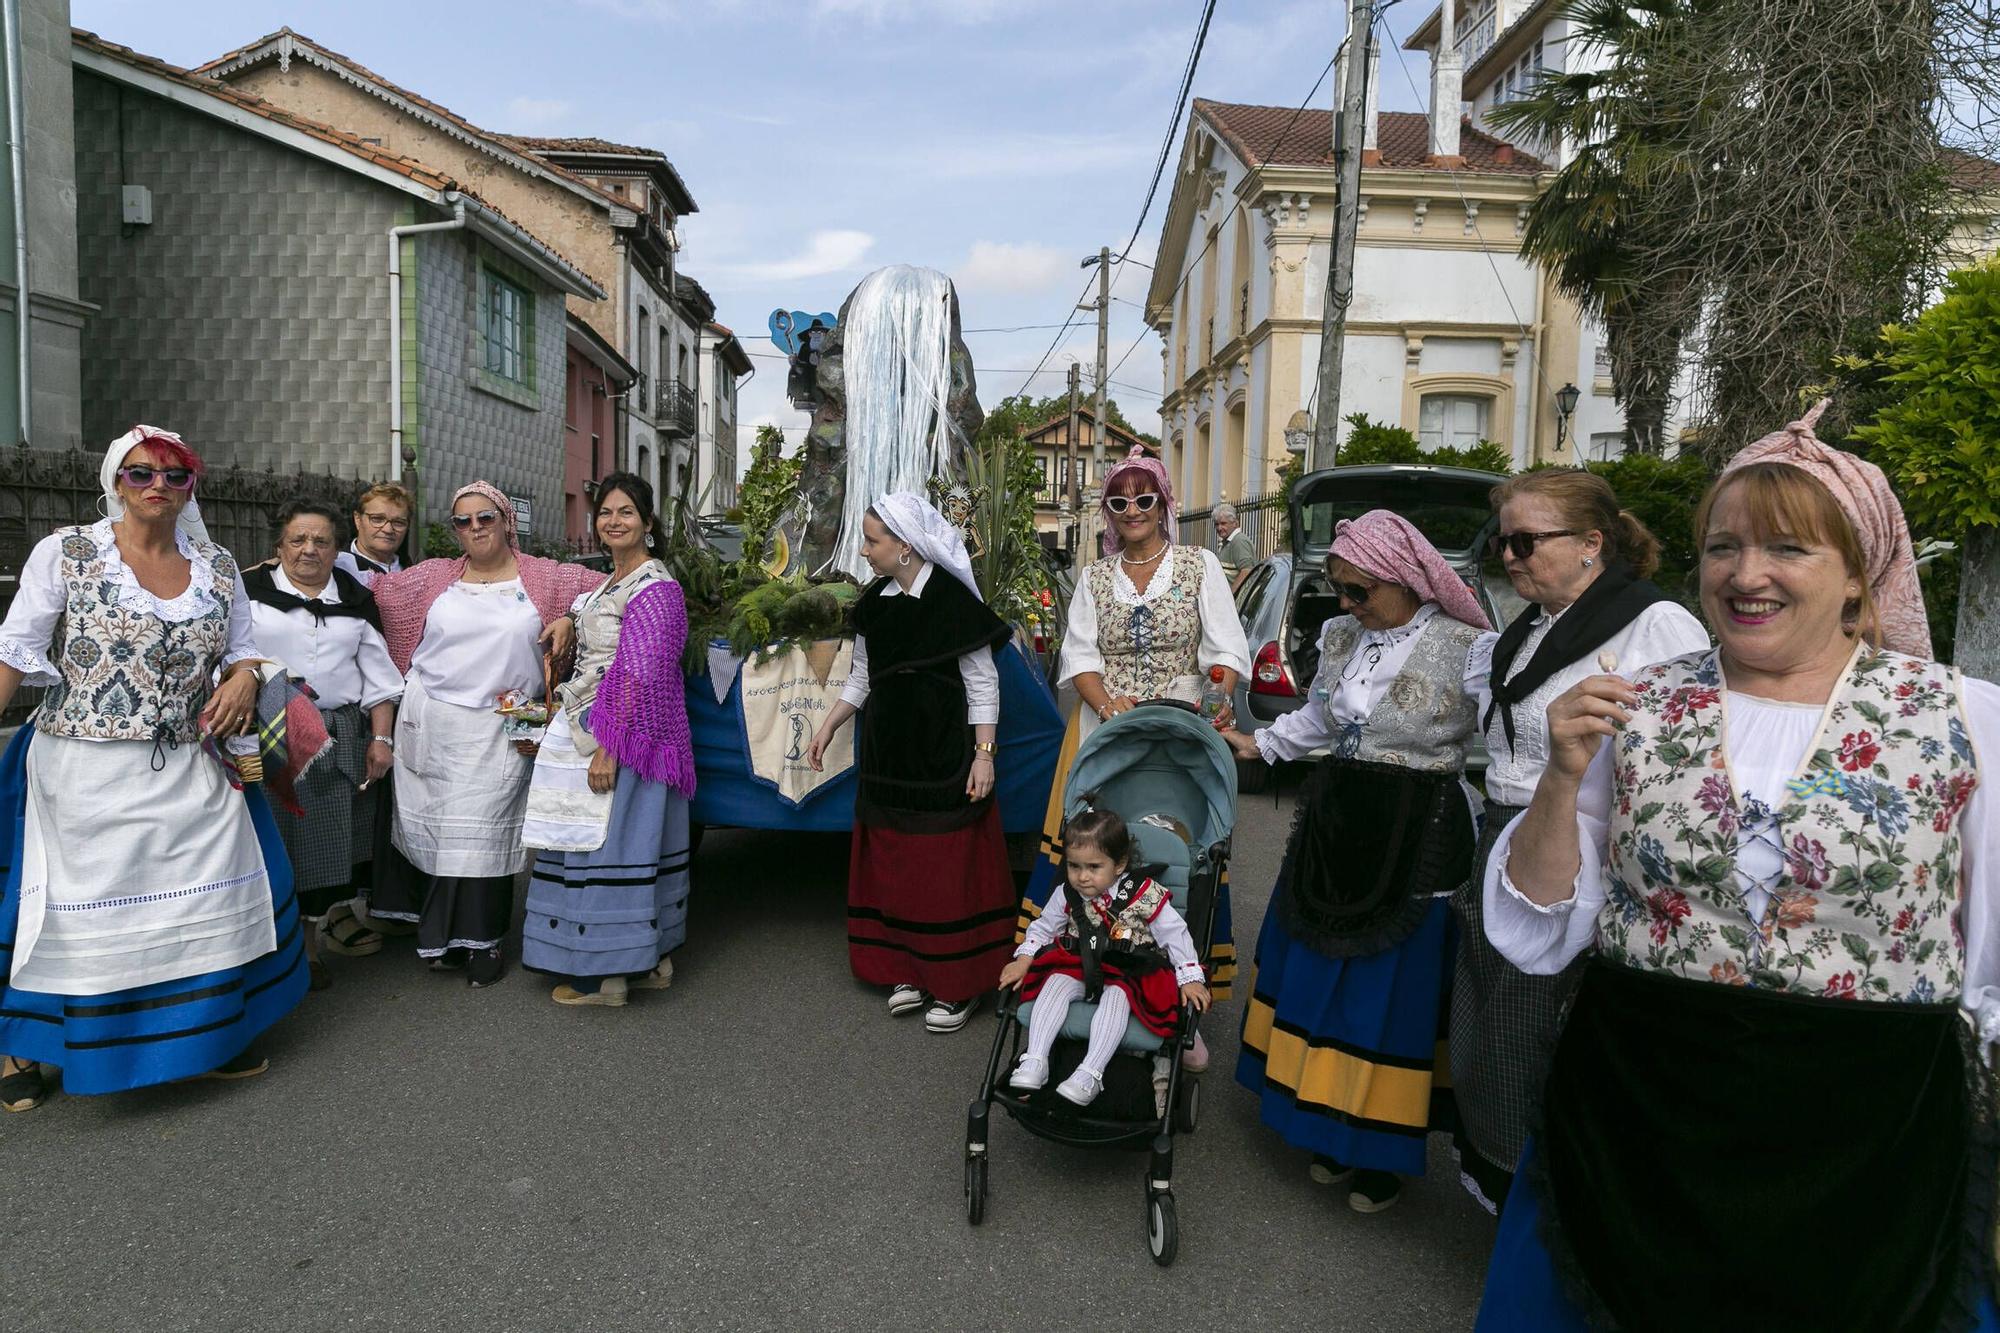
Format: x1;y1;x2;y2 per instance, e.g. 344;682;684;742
1235;895;1456;1177
522;766;691;980
0;726;309;1094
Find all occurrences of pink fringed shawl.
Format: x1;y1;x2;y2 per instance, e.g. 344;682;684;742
588;579;695;797
372;555;606;674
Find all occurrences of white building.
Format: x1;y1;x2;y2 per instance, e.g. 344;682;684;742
696;320;751;514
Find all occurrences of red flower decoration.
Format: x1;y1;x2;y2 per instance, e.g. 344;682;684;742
1646;889;1693;945
1836;731;1880;772
1823;971;1859;1000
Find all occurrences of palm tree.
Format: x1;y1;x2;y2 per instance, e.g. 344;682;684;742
1486;0;1709;455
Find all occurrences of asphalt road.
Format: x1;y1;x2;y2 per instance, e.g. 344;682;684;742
0;770;1495;1331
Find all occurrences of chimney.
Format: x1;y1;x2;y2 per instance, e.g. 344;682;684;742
1429;0;1465;167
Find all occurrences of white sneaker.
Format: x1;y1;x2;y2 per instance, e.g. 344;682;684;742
1056;1068;1104;1106
887;984;927;1016
924;997;977;1033
1009;1056;1050;1091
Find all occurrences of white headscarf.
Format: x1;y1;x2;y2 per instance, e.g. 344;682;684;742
101;425;211;543
872;491;982;602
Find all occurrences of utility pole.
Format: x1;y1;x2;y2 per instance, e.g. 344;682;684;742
1312;1;1375;472
1089;245;1111;478
1065;360;1082;556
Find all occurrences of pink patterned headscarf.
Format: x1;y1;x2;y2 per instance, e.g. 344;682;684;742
1331;509;1492;632
451;479;518;548
1719;399;1931;659
1099;445;1177;556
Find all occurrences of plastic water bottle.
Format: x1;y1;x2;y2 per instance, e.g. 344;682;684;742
1199;664;1229;720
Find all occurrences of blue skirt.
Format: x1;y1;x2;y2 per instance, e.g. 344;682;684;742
522;767;691;980
1479;1139;2000;1330
0;727;309;1094
1236;895;1456;1177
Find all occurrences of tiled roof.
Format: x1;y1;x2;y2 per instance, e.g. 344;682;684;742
1023;408;1147;451
675;272;717;319
1947;147;2000;193
506;135;665;159
76;29;454;190
195;28;631;212
75;29;601;294
1194;99;1547;175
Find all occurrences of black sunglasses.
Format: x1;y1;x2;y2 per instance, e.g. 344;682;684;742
1104;493;1162;515
116;465;196;491
1333;580;1374;605
1489;529;1578;560
450;508;504;530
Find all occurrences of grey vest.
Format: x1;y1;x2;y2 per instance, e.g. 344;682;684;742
1315;612;1482;773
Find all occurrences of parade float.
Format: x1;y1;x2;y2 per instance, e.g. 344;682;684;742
671;265;1063;835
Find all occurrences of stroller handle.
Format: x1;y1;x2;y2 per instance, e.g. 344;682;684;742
1132;698;1200;715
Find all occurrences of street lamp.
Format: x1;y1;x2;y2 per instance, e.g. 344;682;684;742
1554;382;1581;455
1284;409;1313;456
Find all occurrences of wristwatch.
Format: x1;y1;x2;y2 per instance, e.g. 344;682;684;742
371;735;395;748
973;741;998;756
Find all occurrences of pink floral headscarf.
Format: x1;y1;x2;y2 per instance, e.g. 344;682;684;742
1099;445;1177;556
451;479;518;548
1718;399;1930;659
1331;509;1492;631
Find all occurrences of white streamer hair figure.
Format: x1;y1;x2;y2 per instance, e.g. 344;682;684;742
829;265;962;581
871;491;983;602
100;424;212;543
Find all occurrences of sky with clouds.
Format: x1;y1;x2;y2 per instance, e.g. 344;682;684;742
71;0;1434;466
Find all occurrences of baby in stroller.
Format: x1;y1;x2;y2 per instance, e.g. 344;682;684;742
999;809;1210;1107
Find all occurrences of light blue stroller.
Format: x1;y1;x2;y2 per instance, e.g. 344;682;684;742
963;700;1237;1265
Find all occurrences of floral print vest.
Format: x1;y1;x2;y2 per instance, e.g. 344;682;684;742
38;526;236;744
1087;546;1205;700
1603;647;1977;1002
1064;875;1170;953
1315;613;1482;774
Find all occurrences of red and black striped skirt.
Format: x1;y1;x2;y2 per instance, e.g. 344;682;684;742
846;801;1015;1003
1020;945;1184;1037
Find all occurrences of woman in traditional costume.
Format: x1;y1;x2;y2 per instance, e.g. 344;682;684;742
0;426;307;1112
244;500;402;989
369;481;603;987
806;492;1015;1034
1021;446;1250;1056
521;472;694;1008
1223;509;1493;1215
1448;471;1707;1210
1477;402;2000;1329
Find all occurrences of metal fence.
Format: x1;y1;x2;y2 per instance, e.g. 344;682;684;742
1176;493;1288;563
0;448;360;722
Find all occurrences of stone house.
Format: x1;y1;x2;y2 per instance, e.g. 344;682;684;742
696;320;751;514
70;29;602;544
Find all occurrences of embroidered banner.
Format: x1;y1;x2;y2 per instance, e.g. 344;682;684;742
739;639;855;806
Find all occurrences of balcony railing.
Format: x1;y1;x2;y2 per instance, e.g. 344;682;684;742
1462;7;1499;66
657;378;697;437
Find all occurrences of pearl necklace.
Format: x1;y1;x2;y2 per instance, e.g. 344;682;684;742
1120;541;1170;567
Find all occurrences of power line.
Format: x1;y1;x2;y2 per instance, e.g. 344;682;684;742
1105;53;1340;389
1008;0;1220;401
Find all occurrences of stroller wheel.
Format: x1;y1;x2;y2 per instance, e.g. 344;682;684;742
1173;1077;1201;1134
1146;1190;1179;1266
964;1153;988;1226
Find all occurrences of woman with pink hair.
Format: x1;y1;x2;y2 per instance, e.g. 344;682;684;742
1223;508;1495;1216
367;481;603;987
1016;446;1251;1034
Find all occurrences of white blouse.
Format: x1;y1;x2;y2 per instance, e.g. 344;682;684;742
1471;600;1711;807
1016;878;1206;986
247;567;403;711
838;564;1000;724
1254;605;1497;765
1483;676;2000;1037
407;578;546;709
334;544;402;589
1056;544;1251;690
0;520;260;689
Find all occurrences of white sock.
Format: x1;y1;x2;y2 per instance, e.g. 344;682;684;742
1077;986;1131;1080
1024;972;1082;1064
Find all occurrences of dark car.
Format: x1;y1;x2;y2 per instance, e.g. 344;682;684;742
1229;465;1526;790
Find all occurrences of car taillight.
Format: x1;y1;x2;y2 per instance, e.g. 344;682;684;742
1250;640;1295;697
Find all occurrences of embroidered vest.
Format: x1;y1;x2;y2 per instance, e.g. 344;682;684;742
1314;613;1482;773
37;526;237;744
1602;648;1976;1001
1087;547;1206;700
1062;876;1170;953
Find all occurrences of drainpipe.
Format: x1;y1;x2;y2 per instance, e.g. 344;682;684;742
387;200;467;485
4;0;31;445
